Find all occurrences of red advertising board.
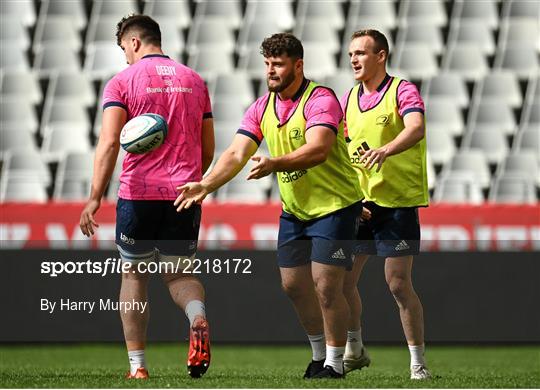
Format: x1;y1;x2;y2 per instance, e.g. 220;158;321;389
1;202;539;251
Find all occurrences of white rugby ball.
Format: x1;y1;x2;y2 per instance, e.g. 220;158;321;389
120;113;168;154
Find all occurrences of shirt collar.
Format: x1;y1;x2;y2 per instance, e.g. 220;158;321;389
278;77;309;102
142;54;170;59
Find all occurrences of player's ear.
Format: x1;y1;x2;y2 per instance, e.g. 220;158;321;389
378;50;387;64
132;36;141;52
295;58;303;74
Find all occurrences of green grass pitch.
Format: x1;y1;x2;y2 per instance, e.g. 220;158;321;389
0;344;538;388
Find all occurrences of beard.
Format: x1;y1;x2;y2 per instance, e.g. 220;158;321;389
267;70;296;93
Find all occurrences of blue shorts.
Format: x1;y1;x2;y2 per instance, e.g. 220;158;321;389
354;201;420;258
115;198;201;262
277;202;362;269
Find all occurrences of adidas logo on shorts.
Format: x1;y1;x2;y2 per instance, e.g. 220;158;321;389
395;240;410;251
332;248;346;260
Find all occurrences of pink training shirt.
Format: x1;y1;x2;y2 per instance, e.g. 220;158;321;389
102;54;212;200
340;74;425;137
238;78;343;145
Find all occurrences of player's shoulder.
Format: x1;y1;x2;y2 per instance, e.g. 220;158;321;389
393;76;420;93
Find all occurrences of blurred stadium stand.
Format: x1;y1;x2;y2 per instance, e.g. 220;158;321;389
0;0;539;204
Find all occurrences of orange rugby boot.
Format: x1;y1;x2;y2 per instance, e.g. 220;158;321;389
187;318;211;378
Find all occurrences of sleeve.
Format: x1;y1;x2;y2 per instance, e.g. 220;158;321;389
397;80;425;118
304;88;343;135
237;97;265;145
102;76;127;111
202;85;213;119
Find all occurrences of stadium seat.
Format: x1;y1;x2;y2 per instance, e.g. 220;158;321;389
89;0;139;23
324;71;355;101
442;44;489;81
450;0;499;30
238;48;267;79
425;98;465;136
494;47;539;80
0;0;35;27
498;19;540;52
295;0;345;30
447;20;495;56
212;101;247;124
187;48;235;80
236;21;282;55
392;44;439;80
213;121;239;154
53;152;94;201
193;0;242;29
40;101;90;136
395;24;444;55
0;99;39;135
472;71;523;109
302;45;338;81
421;73;469;108
243;0;295;31
398;0;447;27
0;129;38;160
0;70;42;105
425;126;457;165
38;0;87;31
432;171;484;204
0;17;30;51
47;72;95;108
502;0;540;20
157;20;184;61
84;43;127;80
488;172;537;204
467;101;517;135
347;0;397;30
441;150;491;189
219;165;271;203
496;151;540;188
41;124;92;162
462;129;509;165
294;21;340;55
209;72;255;107
1;43;30;71
187;18;235;55
1;149;52;187
33;46;81;75
0;176;48;203
513;126;540;162
85;17;121;47
33;16;81;53
426;153;436;191
143;0;191;29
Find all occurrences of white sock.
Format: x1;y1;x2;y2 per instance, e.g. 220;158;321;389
128;349;146;375
345;328;364;357
185;300;206;326
307;334;326;361
408;344;426;367
324;345;345;374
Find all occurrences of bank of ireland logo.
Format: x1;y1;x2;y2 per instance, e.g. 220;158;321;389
289;127;303;141
376;114;391;127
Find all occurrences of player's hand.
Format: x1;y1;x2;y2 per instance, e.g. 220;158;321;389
360;206;372;221
175;182;208;211
80;199;100;237
247;156;275;180
359;147;388;172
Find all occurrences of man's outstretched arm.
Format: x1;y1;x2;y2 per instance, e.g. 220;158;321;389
175;134;258;211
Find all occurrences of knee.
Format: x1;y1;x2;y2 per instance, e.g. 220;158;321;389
386;275;410;301
314;279;340;309
281;280;305;301
122;263;149;282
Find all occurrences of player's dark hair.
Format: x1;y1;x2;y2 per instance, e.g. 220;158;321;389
260;33;303;60
116;14;161;47
351;29;389;58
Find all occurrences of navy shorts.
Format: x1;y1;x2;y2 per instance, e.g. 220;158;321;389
115;198;201;262
354;201;420;258
277;201;362;269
